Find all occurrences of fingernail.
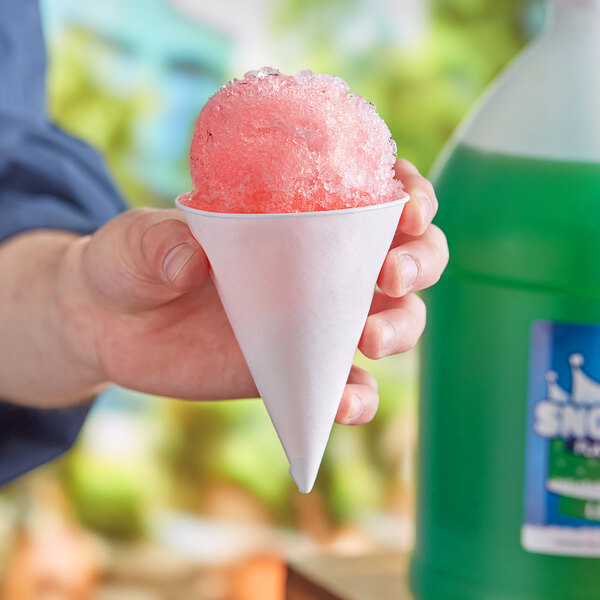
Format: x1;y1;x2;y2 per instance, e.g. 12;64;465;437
379;319;396;355
398;254;418;294
345;395;363;424
164;243;196;282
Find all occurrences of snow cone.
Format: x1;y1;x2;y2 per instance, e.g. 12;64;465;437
177;68;409;493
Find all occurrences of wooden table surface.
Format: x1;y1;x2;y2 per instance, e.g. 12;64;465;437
286;552;412;600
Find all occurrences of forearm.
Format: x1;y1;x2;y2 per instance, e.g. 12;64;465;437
0;231;107;408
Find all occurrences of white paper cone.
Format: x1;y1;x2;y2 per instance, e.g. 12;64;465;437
176;196;409;493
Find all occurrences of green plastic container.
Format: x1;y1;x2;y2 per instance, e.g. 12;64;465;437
411;2;600;599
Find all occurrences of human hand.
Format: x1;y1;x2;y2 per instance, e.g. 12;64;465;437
335;159;448;425
56;208;255;403
56;161;447;421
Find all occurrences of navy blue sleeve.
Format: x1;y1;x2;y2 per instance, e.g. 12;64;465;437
0;0;128;485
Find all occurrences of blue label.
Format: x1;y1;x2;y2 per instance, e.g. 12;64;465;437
522;320;600;556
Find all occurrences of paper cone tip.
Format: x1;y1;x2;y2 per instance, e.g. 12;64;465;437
289;457;320;494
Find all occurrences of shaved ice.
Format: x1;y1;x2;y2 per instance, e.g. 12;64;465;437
180;67;403;214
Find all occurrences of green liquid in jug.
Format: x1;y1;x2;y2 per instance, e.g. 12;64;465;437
411;143;600;600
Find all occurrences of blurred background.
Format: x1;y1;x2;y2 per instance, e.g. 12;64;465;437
0;0;545;598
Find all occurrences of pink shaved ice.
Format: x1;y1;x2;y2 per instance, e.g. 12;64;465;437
180;67;403;214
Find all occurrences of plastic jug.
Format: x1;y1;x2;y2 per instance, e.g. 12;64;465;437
411;1;600;598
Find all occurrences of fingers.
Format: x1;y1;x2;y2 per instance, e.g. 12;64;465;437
336;159;441;426
359;292;426;360
335;366;379;425
394;159;438;237
377;224;448;298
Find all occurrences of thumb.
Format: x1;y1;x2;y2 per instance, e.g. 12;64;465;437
82;209;210;312
141;214;209;294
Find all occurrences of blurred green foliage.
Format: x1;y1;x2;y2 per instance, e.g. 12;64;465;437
65;456;147;539
47;28;165;208
163;398;294;521
274;0;539;173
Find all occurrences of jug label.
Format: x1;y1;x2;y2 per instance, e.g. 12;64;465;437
522;320;600;556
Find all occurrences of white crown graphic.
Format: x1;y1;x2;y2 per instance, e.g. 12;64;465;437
546;353;600;404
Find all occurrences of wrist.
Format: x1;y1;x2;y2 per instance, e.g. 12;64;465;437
50;235;109;400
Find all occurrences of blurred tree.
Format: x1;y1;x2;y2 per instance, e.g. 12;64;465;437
163;400;295;524
47;28;163;208
274;0;541;172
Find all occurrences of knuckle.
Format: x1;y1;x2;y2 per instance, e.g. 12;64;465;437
363;404;379;424
429;223;447;248
425;226;449;282
360;389;379;423
422;178;435;198
337;388;358;423
404;177;437;225
415;294;427;322
421;180;438;220
363;369;378;390
395;158;420;177
130;206;158;225
405;296;427;347
361;320;383;360
425;179;438;202
348;365;377;388
125;208;159;241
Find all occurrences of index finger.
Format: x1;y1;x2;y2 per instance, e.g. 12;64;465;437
394;159;438;237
